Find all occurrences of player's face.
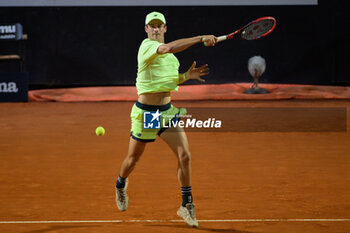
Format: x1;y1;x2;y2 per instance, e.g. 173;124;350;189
145;20;167;41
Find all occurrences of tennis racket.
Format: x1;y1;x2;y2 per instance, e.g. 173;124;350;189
216;16;276;43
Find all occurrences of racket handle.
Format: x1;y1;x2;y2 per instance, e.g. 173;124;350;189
203;35;227;46
217;35;227;43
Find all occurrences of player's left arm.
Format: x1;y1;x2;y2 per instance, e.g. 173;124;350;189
178;61;210;84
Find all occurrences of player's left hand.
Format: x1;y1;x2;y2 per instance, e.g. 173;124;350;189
186;61;210;82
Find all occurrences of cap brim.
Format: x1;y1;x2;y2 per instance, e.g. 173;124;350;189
147;19;165;25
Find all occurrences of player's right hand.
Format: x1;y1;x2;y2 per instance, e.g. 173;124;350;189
202;35;218;46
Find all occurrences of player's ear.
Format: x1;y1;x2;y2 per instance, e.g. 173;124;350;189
145;25;149;33
164;25;167;33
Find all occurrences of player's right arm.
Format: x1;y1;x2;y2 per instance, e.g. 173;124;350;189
158;35;217;54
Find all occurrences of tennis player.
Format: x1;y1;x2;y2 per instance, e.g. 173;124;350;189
115;11;217;227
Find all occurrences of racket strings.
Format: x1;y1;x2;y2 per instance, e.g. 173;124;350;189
241;19;275;40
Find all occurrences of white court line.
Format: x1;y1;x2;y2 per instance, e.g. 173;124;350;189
0;219;350;224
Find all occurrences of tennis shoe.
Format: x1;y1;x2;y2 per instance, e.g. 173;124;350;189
177;203;198;227
116;178;129;211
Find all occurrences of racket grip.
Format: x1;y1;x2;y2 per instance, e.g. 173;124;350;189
217;35;227;43
203;35;227;46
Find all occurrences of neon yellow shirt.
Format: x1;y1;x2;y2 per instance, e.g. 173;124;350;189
136;38;180;95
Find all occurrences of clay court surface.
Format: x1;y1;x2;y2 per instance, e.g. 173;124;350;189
1;100;350;233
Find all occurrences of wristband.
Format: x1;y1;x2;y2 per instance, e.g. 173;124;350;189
178;73;187;84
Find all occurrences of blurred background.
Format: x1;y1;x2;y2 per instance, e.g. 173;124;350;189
0;0;348;90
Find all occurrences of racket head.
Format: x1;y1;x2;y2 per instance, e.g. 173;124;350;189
241;16;276;40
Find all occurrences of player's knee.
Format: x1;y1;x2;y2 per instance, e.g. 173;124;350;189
127;153;142;166
178;150;191;165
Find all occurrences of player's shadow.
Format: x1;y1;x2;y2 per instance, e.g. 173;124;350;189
146;224;253;233
23;224;101;233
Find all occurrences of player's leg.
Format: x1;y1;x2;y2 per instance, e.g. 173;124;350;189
160;126;198;227
116;137;146;211
160;127;191;187
119;137;146;178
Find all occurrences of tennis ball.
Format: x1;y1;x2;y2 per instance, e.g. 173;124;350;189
95;126;105;136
